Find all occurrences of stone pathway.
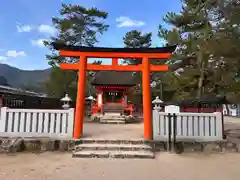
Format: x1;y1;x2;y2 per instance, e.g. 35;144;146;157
82;122;144;139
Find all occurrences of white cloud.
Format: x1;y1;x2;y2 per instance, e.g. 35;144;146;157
38;25;56;35
0;56;7;63
16;24;34;32
6;50;26;58
16;23;56;36
30;39;46;47
116;16;145;28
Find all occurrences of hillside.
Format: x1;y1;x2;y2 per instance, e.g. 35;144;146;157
0;63;52;91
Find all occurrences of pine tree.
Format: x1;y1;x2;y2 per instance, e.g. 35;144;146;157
208;0;240;102
43;3;109;98
123;30;152;65
158;0;231;100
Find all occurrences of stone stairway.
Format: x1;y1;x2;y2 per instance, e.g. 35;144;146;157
100;115;126;124
72;139;155;159
100;104;126;124
102;103;124;114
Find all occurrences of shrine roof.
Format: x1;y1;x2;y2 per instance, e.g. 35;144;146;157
52;43;177;54
91;71;137;86
0;85;46;97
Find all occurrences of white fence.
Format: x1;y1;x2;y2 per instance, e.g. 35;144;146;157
223;104;240;117
152;110;223;141
0;107;74;139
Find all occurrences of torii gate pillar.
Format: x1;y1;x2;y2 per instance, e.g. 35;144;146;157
74;56;87;138
142;57;152;139
53;43;176;140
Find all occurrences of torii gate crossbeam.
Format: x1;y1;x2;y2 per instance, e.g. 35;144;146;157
53;43;176;140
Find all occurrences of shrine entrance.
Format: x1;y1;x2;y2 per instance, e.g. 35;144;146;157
104;91;123;103
53;43;176;140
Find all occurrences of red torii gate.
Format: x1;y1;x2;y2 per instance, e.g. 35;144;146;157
53;43;176;140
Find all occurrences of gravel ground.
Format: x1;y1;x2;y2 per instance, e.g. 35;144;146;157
0;116;240;180
0;152;240;180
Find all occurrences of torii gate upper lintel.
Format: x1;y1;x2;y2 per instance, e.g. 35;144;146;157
53;43;177;140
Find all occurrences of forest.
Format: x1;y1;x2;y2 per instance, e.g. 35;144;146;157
43;0;240;102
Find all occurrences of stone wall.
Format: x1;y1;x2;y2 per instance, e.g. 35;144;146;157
0;138;74;153
150;140;240;154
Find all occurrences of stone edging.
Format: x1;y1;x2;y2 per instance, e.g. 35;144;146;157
0;138;74;153
150;140;240;154
1;137;240;155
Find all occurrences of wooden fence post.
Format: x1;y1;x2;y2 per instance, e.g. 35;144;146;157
167;113;172;152
0;107;8;132
67;108;75;137
172;113;177;153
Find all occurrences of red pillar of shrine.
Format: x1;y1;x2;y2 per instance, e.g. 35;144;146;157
73;56;87;139
142;57;152;140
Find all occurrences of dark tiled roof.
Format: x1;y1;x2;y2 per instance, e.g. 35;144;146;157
91;71;137;86
52;43;177;53
0;85;45;97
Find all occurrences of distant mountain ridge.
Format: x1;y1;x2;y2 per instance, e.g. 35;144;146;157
0;63;52;90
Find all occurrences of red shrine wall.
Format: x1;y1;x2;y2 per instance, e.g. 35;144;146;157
91;86;134;115
97;89;125;105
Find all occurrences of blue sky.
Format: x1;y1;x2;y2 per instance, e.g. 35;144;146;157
0;0;181;70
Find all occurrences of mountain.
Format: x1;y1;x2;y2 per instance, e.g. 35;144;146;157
0;63;52;91
0;76;9;86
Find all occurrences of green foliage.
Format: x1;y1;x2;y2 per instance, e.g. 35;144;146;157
45;60;102;99
43;3;109;98
122;30;153;97
123;30;152;65
41;1;240;102
44;3;109;65
123;30;152;48
45;67;77;99
158;0;240;101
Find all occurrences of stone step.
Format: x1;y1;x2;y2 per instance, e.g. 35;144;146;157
100;120;126;124
100;116;126;124
101;116;125;120
75;139;150;145
104;113;121;116
72;150;154;159
75;143;152;151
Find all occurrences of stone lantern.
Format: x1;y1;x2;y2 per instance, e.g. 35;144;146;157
85;96;96;101
151;81;157;88
61;93;72;109
152;96;163;111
